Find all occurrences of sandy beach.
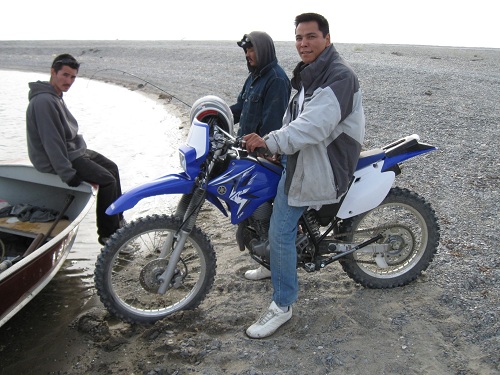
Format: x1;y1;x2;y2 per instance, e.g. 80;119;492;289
0;40;498;375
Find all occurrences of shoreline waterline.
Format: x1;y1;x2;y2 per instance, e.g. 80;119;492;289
0;69;186;282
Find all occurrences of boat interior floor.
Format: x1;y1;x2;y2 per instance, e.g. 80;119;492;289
0;218;70;259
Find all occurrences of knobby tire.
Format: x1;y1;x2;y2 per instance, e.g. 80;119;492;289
339;187;440;288
94;215;216;323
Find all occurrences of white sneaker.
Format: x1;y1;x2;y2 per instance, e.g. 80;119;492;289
246;301;292;339
119;239;140;255
244;266;272;280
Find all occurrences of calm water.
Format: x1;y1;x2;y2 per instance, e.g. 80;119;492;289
0;70;184;332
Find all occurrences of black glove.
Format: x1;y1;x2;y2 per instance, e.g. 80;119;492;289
67;174;82;187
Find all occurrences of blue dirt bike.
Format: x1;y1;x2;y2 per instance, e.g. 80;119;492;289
94;96;440;324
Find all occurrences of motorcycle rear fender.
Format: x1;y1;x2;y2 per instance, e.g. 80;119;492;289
337;162;395;219
106;173;195;214
381;134;437;171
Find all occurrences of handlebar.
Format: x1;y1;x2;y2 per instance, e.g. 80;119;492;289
235;137;269;156
213;128;274;160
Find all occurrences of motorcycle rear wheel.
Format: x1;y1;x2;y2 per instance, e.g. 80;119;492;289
94;214;216;323
340;187;440;288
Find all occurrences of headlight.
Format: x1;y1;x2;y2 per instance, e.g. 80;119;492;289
178;144;199;179
179;150;187;172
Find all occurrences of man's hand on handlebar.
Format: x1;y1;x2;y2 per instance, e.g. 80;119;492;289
242;133;280;163
242;133;266;152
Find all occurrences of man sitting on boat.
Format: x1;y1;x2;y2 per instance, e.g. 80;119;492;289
26;54;124;246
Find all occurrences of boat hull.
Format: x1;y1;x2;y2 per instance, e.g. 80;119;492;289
0;164;96;327
0;227;78;325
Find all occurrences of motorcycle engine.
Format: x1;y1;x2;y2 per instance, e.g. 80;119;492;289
241;201;314;264
238;202;273;262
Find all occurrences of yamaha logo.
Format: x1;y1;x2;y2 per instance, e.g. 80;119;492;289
217;186;227;195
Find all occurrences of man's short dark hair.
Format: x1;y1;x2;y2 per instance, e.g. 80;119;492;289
51;54;80;72
294;13;330;37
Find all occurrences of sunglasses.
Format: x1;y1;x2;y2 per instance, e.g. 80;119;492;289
52;58;80;68
237;35;253;49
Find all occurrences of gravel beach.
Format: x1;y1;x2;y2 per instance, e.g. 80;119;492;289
0;40;498;375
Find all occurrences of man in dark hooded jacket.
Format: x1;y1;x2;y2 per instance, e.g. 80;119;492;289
231;32;291;281
26;53;124;246
230;31;291;137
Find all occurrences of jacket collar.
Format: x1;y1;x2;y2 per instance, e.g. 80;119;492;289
251;58;278;79
291;45;338;91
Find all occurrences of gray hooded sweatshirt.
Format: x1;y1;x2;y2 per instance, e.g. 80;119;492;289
26;81;87;184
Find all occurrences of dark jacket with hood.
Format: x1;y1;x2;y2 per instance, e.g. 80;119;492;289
26;81;87;184
230;31;291;137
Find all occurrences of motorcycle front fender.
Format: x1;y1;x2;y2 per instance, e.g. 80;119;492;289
106;173;195;214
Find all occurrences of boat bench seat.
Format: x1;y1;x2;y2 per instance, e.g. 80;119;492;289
0;218;70;240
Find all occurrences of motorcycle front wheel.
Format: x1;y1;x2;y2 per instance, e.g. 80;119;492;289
94;214;216;323
340;187;440;288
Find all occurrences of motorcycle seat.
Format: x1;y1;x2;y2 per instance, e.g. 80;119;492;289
356;148;384;170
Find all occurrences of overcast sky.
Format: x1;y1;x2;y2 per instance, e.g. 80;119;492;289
1;0;497;48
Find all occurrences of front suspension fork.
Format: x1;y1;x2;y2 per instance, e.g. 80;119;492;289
157;188;206;294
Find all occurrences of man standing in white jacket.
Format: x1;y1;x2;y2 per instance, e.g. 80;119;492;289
243;12;366;339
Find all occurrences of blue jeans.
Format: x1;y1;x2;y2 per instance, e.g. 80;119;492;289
269;169;306;307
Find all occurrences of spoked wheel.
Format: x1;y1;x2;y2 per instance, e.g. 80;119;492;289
340;187;440;288
94;214;216;323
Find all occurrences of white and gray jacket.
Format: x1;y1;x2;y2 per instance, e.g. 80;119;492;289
264;44;365;207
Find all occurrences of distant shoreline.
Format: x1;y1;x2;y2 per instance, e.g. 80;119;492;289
1;39;498;139
1;40;497;112
0;39;498;49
